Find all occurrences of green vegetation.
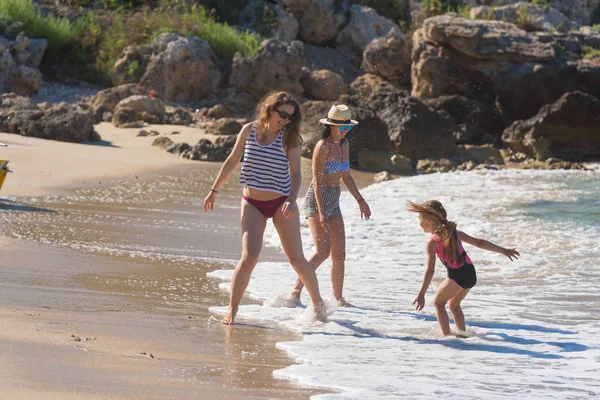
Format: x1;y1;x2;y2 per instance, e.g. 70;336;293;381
516;6;538;32
592;24;600;34
554;42;566;58
0;1;260;84
0;0;83;53
582;45;600;59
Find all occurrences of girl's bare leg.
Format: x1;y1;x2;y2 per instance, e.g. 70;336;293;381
448;288;471;332
290;216;330;298
273;209;326;321
222;200;267;325
328;216;346;303
433;279;464;335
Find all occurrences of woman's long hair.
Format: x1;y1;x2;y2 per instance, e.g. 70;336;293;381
320;124;347;145
255;91;302;151
407;200;462;263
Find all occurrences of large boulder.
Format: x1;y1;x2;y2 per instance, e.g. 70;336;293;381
502;91;600;160
0;93;96;142
304;44;362;85
280;0;345;45
137;34;221;102
411;16;600;123
470;2;579;33
301;69;347;100
112;95;166;127
422;95;499;144
549;0;600;25
112;44;153;86
335;5;400;63
230;39;306;97
0;35;45;95
88;84;142;122
362;27;412;86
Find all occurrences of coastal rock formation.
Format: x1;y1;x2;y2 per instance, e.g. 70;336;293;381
112;95;165;127
0;93;96;142
137;34;221;102
303;44;362;85
411;16;600;123
0;34;46;95
362;27;412;86
357;149;413;175
336;5;400;63
549;0;600;25
470;2;580;33
301;69;347;100
230;39;306;97
280;0;344;45
502;91;600;160
112;44;153;86
423;95;499;144
88;84;142;122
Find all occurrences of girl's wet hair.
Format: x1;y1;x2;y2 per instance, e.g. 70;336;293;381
407;200;462;263
255;91;302;151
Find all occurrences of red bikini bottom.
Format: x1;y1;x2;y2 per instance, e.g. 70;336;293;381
242;195;288;219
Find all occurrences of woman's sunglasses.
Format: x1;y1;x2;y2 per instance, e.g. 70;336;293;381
339;125;354;131
274;108;295;120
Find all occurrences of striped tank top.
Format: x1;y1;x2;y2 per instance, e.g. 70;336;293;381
240;121;291;196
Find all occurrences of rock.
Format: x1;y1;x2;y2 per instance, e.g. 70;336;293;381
136;129;149;137
423;95;499;144
196;89;256;117
470;2;579;33
88;84;142;122
358;148;413;175
112;44;153;86
416;158;457;173
112;95;165;127
349;74;407;98
362;27;411;86
281;0;344;45
0;34;45;96
164;106;193;125
207;104;232;119
374;171;392;182
152;136;174;149
230;39;305;97
138;34;221;102
502;91;600;160
549;0;600;25
149;130;160;136
301;69;347;100
303;44;362;85
335;5;400;63
111;108;139;128
241;0;299;42
411;16;600;123
211;118;243;135
12;36;47;68
545;157;587;170
166;142;192;155
0;94;95;142
453;144;504;164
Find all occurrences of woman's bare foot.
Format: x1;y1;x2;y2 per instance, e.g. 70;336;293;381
314;300;328;323
336;297;352;307
281;290;302;308
221;306;238;325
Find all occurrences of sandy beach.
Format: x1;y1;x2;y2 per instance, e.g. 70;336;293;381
0;123;350;399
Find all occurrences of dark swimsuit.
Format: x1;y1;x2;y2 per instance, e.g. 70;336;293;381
431;235;477;289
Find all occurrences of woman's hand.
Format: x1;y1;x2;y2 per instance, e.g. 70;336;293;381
203;191;217;212
412;294;425;311
319;211;329;233
359;199;371;220
502;248;520;261
281;197;297;219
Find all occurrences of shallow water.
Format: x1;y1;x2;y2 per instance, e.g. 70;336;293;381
209;166;600;399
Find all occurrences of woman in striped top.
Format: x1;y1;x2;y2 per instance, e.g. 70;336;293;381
204;91;327;325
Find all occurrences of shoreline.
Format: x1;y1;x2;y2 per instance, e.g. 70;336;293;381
0;126;340;399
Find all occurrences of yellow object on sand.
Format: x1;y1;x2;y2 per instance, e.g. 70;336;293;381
0;159;9;191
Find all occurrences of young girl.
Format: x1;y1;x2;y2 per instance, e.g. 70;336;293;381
286;104;371;307
407;200;519;336
204;91;327;325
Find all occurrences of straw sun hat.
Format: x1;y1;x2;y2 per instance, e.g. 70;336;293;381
319;104;359;126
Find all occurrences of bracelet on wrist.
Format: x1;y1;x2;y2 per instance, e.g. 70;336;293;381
210;188;218;194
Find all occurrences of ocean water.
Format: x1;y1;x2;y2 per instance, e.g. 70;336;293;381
209;166;600;399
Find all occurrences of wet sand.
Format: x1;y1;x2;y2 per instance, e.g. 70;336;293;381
0;125;377;399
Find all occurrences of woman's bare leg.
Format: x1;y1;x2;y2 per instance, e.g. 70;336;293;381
433;279;464;335
328;216;346;303
222;200;267;325
290;216;331;297
273;209;326;321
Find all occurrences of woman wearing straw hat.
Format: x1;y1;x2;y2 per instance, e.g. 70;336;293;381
286;104;371;307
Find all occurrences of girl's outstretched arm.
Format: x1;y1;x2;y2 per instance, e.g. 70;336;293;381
413;239;437;311
458;230;520;261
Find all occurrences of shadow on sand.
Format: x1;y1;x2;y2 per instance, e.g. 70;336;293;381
0;198;56;213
